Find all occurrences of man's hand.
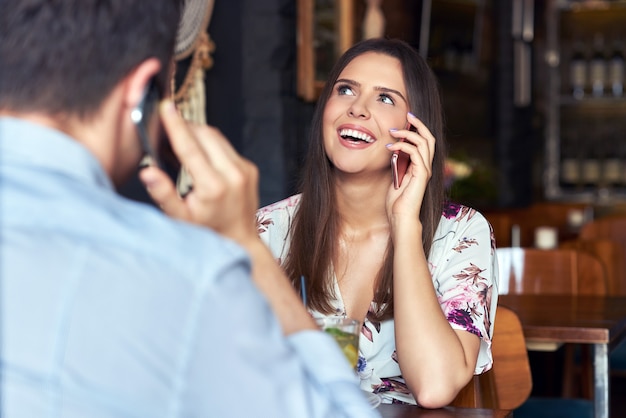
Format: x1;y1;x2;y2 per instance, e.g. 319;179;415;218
139;99;259;247
139;100;316;335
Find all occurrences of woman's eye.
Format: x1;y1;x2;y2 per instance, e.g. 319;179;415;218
337;85;355;96
379;94;394;105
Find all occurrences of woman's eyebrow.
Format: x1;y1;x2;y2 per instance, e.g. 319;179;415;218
334;78;359;87
375;86;408;104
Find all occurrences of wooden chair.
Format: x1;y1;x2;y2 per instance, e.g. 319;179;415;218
580;214;626;242
578;215;626;296
486;306;533;410
560;238;626;296
452;306;594;417
451;306;533;410
577;216;626;377
496;247;608;399
496;247;607;296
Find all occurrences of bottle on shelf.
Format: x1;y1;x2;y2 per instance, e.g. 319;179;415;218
569;37;587;100
596;117;610;190
589;33;607;98
561;153;582;188
582;154;601;187
560;125;581;187
604;148;622;188
589;115;626;194
619;125;626;188
581;119;602;187
609;37;624;97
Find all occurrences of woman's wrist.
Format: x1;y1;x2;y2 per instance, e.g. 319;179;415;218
391;216;423;244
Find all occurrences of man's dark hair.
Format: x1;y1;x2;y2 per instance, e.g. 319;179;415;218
0;0;182;118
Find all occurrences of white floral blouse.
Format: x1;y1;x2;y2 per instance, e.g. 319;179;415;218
256;194;499;405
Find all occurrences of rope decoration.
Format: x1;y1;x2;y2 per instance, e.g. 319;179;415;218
171;0;215;196
172;31;215;123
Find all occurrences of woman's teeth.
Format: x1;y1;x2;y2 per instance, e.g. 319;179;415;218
339;129;374;143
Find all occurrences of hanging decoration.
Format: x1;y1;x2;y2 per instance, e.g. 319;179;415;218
171;0;216;196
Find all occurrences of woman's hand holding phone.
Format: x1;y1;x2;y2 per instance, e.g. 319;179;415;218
389;114;436;189
387;114;436;220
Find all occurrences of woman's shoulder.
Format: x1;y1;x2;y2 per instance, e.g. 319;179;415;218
256;194;302;234
432;201;495;256
258;194;302;215
439;201;489;228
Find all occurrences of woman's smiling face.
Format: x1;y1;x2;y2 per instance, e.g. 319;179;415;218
322;51;410;181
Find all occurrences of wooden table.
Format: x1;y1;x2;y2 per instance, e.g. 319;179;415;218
499;294;626;418
378;404;512;418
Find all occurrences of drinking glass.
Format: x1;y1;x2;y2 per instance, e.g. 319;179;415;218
315;317;360;369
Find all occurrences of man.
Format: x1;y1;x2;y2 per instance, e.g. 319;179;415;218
0;1;378;416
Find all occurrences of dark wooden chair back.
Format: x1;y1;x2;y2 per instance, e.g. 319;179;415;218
580;214;626;243
496;247;607;296
451;306;532;410
560;238;626;296
578;216;626;296
496;247;608;399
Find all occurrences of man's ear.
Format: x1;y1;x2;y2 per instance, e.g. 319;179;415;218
124;58;162;111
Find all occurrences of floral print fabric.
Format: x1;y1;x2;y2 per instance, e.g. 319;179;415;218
257;195;499;405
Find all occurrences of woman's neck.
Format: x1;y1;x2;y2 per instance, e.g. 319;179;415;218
334;174;389;234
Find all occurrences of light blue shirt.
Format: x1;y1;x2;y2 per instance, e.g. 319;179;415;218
0;118;379;418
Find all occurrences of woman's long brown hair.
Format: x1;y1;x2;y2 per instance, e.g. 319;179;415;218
284;38;448;321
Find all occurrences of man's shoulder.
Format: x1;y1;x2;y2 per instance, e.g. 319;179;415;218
10;184;248;275
105;196;248;267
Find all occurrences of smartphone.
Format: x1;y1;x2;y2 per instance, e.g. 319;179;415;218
391;123;416;189
130;78;161;168
391;143;410;190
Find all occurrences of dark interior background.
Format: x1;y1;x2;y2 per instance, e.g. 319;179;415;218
120;0;540;210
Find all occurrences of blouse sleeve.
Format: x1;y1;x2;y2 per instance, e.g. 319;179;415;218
430;204;499;374
256;194;302;263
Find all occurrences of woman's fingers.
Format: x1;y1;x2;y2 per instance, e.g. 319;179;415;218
389;113;435;177
405;113;435;167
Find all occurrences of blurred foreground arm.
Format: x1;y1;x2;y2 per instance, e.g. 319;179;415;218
139;100;315;335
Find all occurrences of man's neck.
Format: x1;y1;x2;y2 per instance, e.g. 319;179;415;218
0;109;122;182
0;111;72;136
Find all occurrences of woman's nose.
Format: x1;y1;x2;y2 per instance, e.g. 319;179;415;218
347;99;370;119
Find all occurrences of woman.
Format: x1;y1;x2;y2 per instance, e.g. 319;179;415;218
257;38;498;407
